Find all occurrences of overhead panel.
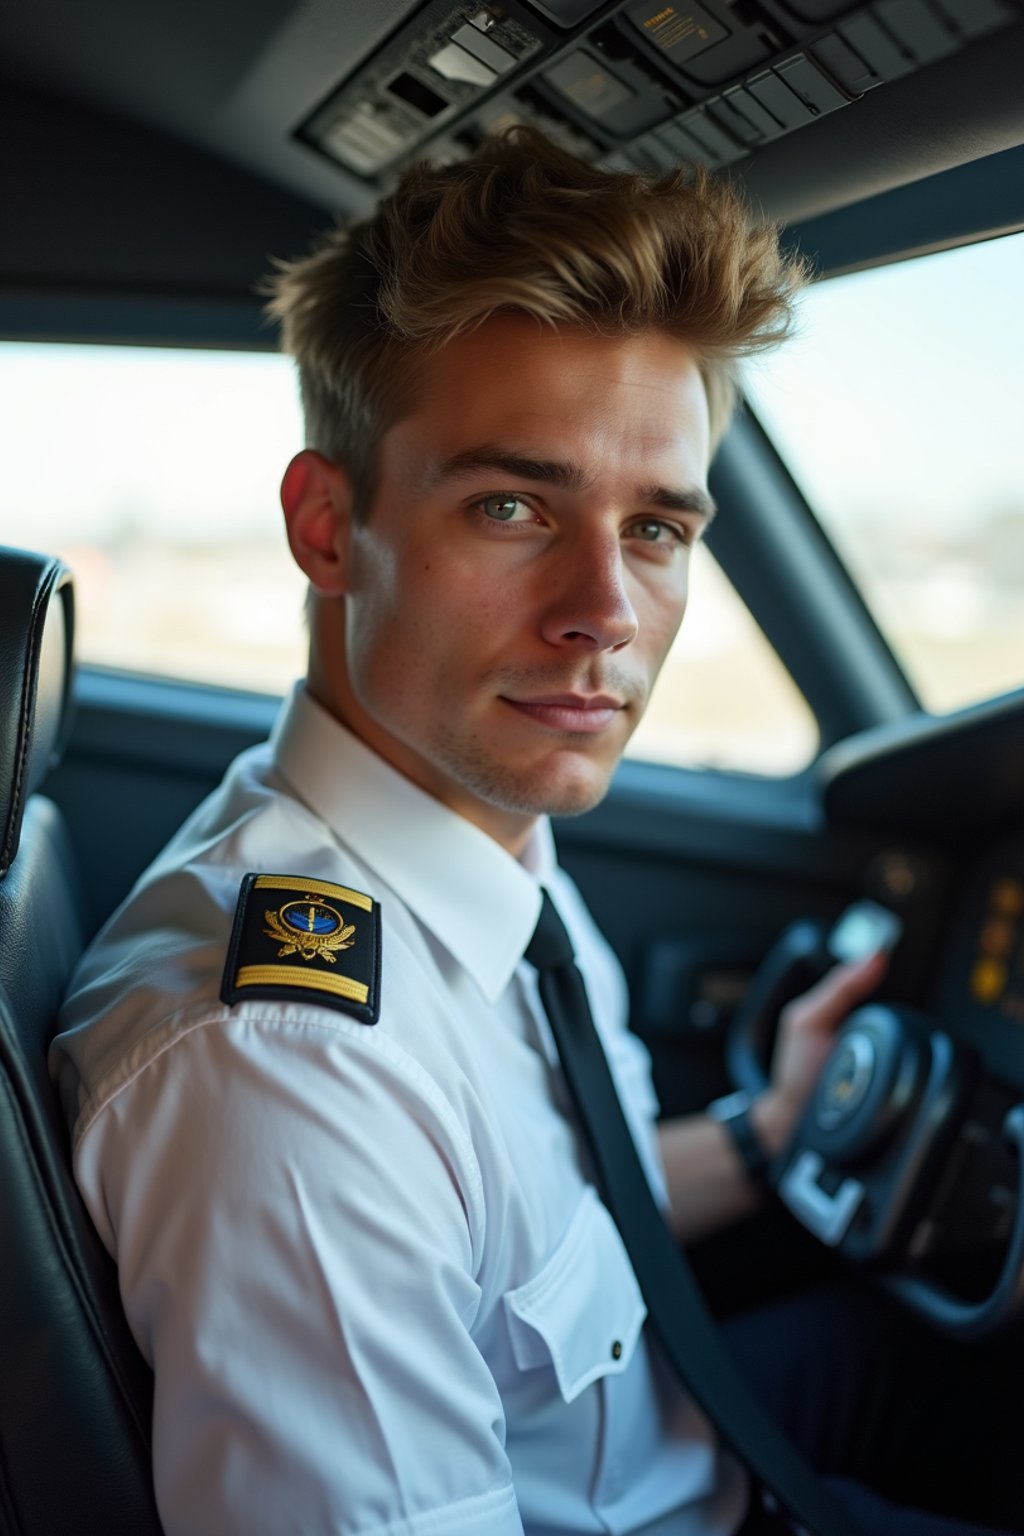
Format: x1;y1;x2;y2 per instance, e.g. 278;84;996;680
429;42;502;87
775;51;849;112
301;3;548;178
629;2;731;61
524;0;610;20
545;52;639;117
935;0;1018;36
540;40;678;134
297;0;1024;186
779;0;870;17
875;0;958;61
623;1;775;86
833;12;916;77
810;31;884;92
717;84;790;141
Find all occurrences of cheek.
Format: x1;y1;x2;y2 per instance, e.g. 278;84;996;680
635;568;689;661
343;542;410;702
345;563;473;708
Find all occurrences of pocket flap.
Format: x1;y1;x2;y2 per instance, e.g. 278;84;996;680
502;1187;647;1403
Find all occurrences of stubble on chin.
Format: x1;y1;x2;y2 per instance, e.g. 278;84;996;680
432;721;622;821
423;657;647;820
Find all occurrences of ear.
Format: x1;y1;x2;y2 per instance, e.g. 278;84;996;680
280;449;354;596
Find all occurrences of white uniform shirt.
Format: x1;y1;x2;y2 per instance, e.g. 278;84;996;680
51;686;747;1536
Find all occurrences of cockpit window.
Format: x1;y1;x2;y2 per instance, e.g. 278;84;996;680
627;545;817;775
745;230;1024;716
0;342;307;693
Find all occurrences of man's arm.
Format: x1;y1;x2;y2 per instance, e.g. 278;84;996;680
79;1011;525;1536
657;949;889;1242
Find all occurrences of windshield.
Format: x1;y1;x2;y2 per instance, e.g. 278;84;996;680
745;230;1024;716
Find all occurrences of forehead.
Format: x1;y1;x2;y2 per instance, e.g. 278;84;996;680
383;316;711;485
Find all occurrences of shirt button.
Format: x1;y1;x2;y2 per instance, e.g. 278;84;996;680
611;1339;623;1360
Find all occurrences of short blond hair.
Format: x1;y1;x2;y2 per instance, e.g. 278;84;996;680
265;127;805;514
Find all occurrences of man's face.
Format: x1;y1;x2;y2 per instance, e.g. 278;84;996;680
332;316;713;848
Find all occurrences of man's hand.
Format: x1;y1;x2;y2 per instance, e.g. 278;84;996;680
661;948;890;1239
752;949;890;1155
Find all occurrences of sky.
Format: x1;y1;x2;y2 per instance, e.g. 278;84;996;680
744;229;1024;539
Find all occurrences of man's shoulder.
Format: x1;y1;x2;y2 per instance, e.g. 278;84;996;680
59;744;348;1026
54;850;492;1269
51;767;474;1149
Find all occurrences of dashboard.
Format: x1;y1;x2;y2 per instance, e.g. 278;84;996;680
820;687;1024;1080
936;834;1024;1087
767;694;1024;1305
819;688;1024;1092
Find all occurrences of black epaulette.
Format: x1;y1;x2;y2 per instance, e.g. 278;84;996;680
220;873;382;1025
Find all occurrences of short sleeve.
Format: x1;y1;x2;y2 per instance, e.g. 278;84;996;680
74;1009;525;1536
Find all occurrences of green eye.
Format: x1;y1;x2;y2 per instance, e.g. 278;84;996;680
480;495;524;521
629;518;689;546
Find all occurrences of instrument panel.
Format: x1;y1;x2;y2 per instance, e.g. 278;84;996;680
930;832;1024;1089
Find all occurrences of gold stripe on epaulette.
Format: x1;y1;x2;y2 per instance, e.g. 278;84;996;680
253;874;373;913
235;964;370;1004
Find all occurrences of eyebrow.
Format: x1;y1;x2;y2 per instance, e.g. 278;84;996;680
432;446;717;526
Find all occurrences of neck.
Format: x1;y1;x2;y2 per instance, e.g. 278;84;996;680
305;633;539;860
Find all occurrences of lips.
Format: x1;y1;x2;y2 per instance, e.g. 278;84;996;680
502;693;624;734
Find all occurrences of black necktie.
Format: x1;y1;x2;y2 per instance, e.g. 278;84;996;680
525;890;860;1536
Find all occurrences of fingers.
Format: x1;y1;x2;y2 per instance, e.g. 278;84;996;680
783;948;889;1033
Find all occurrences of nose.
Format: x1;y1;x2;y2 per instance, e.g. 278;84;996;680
539;528;639;653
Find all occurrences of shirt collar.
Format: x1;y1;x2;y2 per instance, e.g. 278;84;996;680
270;686;553;1003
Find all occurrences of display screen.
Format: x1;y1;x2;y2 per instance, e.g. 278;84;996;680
928;839;1024;1091
969;876;1024;1026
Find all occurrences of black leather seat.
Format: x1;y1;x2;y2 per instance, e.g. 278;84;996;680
0;547;161;1534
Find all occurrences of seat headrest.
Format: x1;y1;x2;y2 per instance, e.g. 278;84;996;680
0;546;75;880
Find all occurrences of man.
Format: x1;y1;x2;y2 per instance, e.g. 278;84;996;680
50;130;1009;1536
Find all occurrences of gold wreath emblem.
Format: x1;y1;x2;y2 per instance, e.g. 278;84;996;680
263;897;356;964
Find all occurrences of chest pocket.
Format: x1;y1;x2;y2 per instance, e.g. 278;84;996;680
502;1186;647;1403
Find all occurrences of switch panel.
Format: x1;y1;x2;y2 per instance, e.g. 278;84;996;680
297;0;1024;191
303;0;545;179
624;0;775;86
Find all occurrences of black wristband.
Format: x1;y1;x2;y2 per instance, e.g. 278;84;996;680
707;1090;771;1186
